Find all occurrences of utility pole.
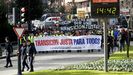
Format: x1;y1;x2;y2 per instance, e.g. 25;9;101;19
103;19;108;72
130;0;133;28
17;39;22;75
13;7;15;25
127;0;133;58
28;0;31;31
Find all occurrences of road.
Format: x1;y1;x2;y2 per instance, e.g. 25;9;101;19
0;50;104;75
1;41;133;75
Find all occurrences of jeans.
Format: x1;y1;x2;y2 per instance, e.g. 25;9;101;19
120;42;125;52
22;55;29;70
29;56;34;71
6;53;12;66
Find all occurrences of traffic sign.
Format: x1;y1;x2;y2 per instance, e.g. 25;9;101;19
13;27;25;39
13;27;24;75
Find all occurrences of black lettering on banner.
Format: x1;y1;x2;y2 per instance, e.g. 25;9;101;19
60;20;101;31
86;38;100;44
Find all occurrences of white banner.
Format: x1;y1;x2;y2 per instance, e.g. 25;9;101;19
34;35;102;51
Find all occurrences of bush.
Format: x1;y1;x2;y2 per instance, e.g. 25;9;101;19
56;59;133;72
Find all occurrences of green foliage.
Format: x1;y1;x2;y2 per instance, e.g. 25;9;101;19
23;46;133;75
71;6;77;14
110;46;133;60
56;59;133;72
29;0;44;20
58;6;65;13
0;0;8;33
0;0;7;23
56;46;133;72
0;0;16;42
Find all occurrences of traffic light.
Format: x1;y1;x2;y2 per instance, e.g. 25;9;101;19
20;7;26;23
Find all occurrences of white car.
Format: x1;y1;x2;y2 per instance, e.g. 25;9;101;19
44;17;61;24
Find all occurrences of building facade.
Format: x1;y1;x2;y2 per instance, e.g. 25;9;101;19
65;0;91;18
42;0;65;7
75;0;90;18
120;0;133;28
120;0;132;16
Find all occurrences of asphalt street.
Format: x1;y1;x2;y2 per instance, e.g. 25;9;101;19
1;42;133;75
0;50;104;75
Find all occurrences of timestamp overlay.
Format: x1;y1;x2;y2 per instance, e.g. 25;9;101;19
91;0;120;18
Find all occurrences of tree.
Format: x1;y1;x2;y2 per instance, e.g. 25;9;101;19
30;0;44;20
71;0;77;14
118;15;128;28
58;6;65;13
71;5;77;14
0;0;7;23
49;0;56;8
65;3;72;13
65;0;77;14
0;0;16;42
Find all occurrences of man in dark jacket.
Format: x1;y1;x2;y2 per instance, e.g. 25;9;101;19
120;29;126;52
27;40;37;72
21;40;29;72
4;37;13;68
107;33;114;59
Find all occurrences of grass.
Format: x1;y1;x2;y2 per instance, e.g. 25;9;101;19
24;70;133;75
110;46;133;60
23;46;133;75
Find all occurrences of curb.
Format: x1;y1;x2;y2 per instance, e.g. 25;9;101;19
0;54;17;59
0;50;101;59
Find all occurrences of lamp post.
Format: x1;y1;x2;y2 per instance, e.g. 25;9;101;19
130;1;133;28
127;0;133;58
127;17;130;58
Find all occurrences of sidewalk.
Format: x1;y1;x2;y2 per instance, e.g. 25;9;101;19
0;49;17;59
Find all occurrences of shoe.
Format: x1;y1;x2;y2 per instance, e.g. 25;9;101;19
29;70;34;72
9;65;13;67
4;66;8;68
27;68;29;71
21;69;24;72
